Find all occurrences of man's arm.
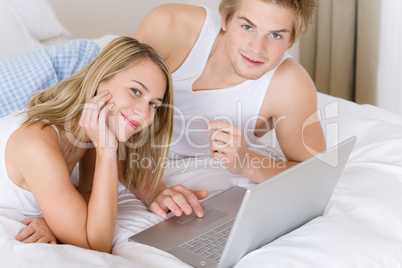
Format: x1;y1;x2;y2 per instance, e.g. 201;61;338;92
265;58;326;162
208;58;326;182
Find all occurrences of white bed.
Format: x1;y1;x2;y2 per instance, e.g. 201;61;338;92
1;1;402;267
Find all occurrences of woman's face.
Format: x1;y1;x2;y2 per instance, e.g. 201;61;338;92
96;59;167;142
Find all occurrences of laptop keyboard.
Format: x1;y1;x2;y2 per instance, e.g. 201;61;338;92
179;220;234;262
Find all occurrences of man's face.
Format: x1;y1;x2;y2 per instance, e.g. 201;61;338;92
222;0;294;80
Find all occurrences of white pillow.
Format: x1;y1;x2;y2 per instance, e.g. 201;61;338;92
6;0;70;41
0;0;44;61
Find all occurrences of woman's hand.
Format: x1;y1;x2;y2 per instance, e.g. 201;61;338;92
79;90;117;151
15;217;57;244
148;184;209;219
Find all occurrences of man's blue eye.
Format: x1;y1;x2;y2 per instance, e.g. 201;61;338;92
242;25;252;31
272;33;281;39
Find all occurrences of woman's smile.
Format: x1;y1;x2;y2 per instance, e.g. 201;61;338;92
121;112;139;130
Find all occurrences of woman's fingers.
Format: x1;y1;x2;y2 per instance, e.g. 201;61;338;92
80;91;111;124
98;103;117;148
79;91;116;148
15;217;58;244
88;90;110;104
149;185;209;219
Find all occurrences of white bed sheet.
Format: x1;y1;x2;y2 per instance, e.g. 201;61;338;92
1;90;402;267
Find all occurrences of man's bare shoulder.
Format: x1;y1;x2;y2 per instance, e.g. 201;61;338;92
134;4;206;69
150;4;206;22
269;58;317;109
154;4;207;40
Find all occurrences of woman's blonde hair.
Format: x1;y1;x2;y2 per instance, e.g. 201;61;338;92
219;0;318;45
24;36;173;192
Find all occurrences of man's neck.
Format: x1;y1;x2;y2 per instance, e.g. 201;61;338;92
192;33;247;91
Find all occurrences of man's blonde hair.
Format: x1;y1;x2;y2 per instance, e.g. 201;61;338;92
24;36;174;192
219;0;318;45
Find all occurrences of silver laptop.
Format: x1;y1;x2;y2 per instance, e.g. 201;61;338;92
129;136;357;268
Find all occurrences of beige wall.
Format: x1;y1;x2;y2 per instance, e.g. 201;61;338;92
49;0;220;39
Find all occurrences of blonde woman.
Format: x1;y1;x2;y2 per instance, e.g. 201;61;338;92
0;36;173;252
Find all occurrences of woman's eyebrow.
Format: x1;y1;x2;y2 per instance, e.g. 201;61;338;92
132;80;149;92
132;79;163;102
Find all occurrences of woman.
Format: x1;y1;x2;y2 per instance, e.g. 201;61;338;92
0;36;173;252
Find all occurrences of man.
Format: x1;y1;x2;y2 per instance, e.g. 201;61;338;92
128;0;326;219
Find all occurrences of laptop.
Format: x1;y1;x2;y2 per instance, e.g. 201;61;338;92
129;136;357;268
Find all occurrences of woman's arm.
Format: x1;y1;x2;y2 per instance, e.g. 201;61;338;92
77;93;119;252
9;94;118;252
9;127;118;252
78;148;96;203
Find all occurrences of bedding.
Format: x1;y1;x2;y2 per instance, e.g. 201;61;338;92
0;39;99;117
0;0;44;61
1;3;402;268
7;0;70;41
0;0;69;61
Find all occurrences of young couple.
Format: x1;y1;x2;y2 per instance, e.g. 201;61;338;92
0;0;324;252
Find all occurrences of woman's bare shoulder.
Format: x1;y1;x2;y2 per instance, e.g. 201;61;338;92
7;123;61;163
5;123;66;189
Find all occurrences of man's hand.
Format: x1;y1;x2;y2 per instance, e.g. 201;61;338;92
148;184;209;219
207;120;250;175
16;217;57;244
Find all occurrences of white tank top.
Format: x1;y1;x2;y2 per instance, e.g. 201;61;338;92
169;6;291;158
0;111;60;216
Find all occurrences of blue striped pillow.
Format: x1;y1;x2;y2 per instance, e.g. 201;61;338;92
0;39;100;117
